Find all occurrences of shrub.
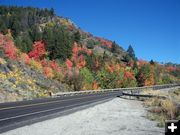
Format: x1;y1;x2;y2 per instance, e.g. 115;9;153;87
80;67;94;89
161;99;177;119
1;35;18;60
66;59;73;70
20;53;31;64
29;59;42;72
64;67;83;91
28;41;46;60
43;67;54;78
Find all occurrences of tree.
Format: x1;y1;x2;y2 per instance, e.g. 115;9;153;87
137;64;154;86
1;34;18;60
96;67;117;89
28;41;46;60
123;54;131;63
10;17;21;38
127;45;136;61
122;71;137;87
80;67;94;89
150;59;155;65
50;8;54;16
65;68;83;91
15;34;33;53
43;26;73;60
111;41;120;53
29;25;42;42
0;20;7;34
162;75;173;84
74;31;81;43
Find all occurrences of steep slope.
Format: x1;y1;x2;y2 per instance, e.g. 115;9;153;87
0;6;179;102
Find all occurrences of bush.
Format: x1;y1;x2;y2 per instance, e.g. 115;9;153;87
64;68;83;91
43;67;54;78
96;68;117;89
80;67;94;89
29;59;42;72
161;99;177;119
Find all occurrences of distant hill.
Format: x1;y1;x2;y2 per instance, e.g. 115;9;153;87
0;6;179;102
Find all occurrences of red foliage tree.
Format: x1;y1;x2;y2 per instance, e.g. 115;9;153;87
96;37;112;49
50;60;61;72
40;59;49;67
0;34;17;60
92;81;99;90
166;66;177;72
124;71;134;79
28;41;46;60
66;59;73;70
107;64;115;73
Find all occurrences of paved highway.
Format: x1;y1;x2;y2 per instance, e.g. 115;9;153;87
0;91;122;133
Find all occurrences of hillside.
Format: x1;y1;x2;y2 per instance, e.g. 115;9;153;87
0;6;180;102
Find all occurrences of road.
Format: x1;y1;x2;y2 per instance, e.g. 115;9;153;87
0;91;122;133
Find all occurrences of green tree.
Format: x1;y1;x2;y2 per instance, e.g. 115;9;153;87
150;59;155;65
0;20;7;34
123;54;131;63
96;68;117;89
137;64;154;86
80;67;94;84
11;18;21;37
111;41;119;53
43;26;73;60
15;35;33;53
50;8;55;16
127;45;136;61
29;25;42;42
162;75;173;84
74;31;81;43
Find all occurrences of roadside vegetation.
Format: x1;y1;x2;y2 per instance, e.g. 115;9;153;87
143;89;180;127
0;6;180;102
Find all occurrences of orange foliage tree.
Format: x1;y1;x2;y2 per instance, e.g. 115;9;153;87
0;33;17;60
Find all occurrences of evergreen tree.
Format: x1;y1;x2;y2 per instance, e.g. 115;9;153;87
43;26;73;60
74;31;81;43
15;35;33;53
127;45;136;60
111;41;117;53
50;8;54;16
150;59;155;65
29;25;42;42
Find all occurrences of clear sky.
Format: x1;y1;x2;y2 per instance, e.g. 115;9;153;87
0;0;180;64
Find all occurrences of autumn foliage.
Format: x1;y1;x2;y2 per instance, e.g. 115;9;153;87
43;67;54;78
28;41;46;60
66;59;73;70
0;33;178;91
96;37;112;49
0;33;17;60
20;53;31;64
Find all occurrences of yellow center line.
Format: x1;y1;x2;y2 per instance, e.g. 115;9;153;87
0;93;111;111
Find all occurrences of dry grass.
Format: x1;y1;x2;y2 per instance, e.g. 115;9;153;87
142;89;180;127
161;99;178;119
169;88;180;102
144;97;161;107
141;89;167;97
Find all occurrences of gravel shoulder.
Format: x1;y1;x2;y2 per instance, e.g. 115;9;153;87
2;98;164;135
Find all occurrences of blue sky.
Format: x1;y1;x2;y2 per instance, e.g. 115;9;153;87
0;0;180;63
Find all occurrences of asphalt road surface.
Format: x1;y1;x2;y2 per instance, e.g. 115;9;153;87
0;91;122;133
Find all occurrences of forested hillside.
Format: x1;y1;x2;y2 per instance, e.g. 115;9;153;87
0;6;179;102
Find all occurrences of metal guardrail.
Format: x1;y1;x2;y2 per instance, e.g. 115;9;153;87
53;83;180;97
